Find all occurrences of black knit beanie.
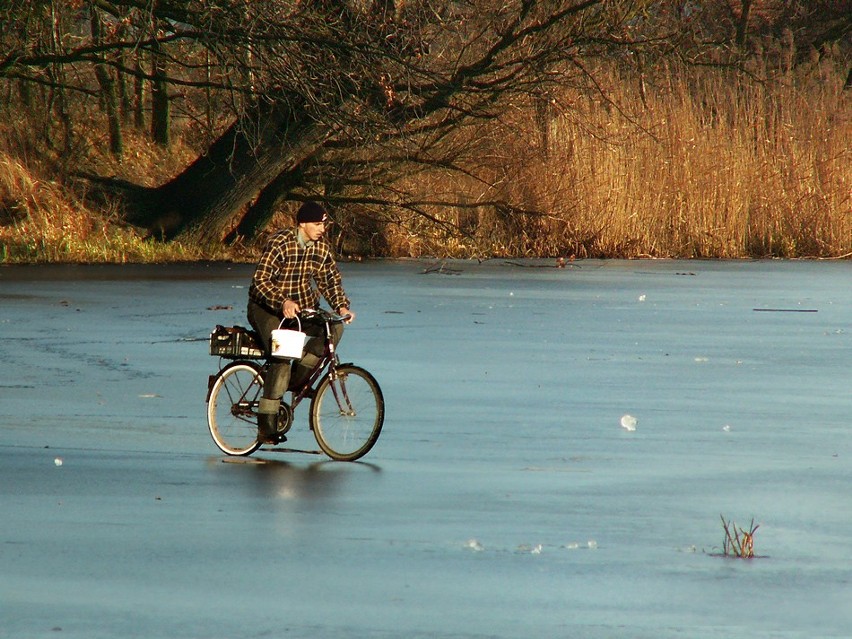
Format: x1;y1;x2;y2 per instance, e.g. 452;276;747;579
296;201;328;223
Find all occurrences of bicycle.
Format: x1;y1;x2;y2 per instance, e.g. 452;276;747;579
206;308;384;461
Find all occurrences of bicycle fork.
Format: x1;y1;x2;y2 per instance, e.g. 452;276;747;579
327;369;357;417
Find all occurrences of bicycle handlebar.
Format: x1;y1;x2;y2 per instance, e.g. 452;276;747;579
300;308;351;324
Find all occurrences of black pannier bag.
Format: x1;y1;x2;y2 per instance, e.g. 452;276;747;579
209;325;264;359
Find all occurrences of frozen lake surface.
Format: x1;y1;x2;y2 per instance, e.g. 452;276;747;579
1;258;850;638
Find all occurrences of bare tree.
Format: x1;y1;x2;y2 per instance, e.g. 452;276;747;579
132;0;659;243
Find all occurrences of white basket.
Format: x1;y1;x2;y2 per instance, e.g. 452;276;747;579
270;317;307;359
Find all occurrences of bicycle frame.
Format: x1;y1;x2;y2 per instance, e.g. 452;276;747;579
288;314;342;410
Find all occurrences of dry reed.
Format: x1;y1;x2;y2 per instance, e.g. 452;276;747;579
721;515;760;559
388;54;850;259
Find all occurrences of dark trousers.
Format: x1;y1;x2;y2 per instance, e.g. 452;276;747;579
246;300;343;406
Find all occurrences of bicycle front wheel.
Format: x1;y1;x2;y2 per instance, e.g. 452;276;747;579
207;361;264;456
310;365;384;461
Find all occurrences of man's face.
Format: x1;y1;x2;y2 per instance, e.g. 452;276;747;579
299;221;326;242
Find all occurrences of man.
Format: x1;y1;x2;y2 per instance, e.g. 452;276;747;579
247;200;354;444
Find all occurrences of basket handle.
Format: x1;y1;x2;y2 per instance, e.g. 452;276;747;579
277;316;302;332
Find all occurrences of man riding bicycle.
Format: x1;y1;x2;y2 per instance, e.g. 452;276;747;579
247;201;355;444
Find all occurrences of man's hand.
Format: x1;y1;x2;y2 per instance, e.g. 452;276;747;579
338;307;355;323
282;299;301;319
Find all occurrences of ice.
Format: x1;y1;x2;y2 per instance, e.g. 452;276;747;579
1;258;851;639
516;543;543;554
620;414;637;430
464;539;484;552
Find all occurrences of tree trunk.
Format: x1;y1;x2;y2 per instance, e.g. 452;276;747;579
118;50;132;124
226;164;305;243
736;0;753;49
150;28;170;146
91;8;124;158
94;64;124;158
134;56;145;130
135;99;332;244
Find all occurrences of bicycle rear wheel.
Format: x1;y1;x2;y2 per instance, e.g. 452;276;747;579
207;361;264;456
310;365;384;461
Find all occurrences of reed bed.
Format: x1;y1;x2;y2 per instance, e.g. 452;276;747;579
386;56;850;259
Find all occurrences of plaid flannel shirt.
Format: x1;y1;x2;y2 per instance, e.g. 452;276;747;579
248;227;349;315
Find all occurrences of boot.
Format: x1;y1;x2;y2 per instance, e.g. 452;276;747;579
257;398;283;444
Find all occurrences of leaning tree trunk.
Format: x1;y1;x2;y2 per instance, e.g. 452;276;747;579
135;99;333;244
225;163;306;244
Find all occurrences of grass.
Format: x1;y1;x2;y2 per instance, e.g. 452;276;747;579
0;154;214;263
